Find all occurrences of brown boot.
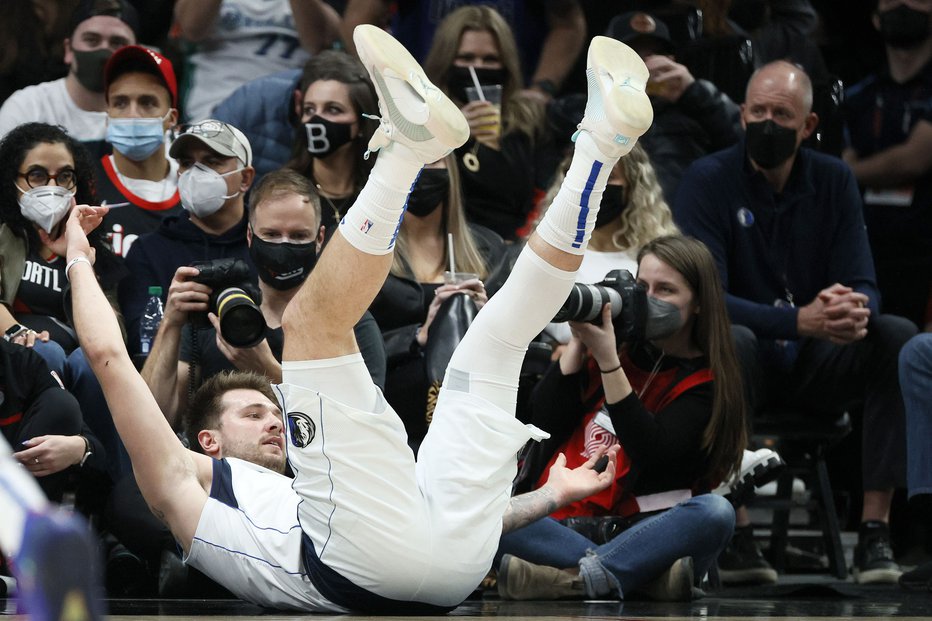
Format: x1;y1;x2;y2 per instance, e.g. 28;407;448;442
497;554;586;600
637;557;695;602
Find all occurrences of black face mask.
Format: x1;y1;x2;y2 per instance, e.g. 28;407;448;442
406;168;450;217
447;66;506;103
595;184;628;228
304;115;354;157
249;235;318;291
878;5;931;49
72;48;112;93
745;119;799;169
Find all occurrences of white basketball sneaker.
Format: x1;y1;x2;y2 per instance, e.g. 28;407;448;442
353;25;469;164
575;36;654;159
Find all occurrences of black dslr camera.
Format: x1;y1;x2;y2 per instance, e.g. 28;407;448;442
190;258;266;348
553;269;681;343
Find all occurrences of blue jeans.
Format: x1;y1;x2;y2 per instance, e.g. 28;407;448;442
497;494;735;598
899;334;932;499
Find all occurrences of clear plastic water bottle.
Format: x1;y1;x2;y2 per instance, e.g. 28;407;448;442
139;286;164;355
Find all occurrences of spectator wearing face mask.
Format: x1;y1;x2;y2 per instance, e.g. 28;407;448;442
140;168;385;428
843;0;932;331
118;119;257;356
0;122;124;358
93;45;183;259
0;0;139;158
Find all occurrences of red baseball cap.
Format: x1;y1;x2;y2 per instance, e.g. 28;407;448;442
104;45;178;108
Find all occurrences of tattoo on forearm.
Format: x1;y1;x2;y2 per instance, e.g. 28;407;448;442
502;487;558;534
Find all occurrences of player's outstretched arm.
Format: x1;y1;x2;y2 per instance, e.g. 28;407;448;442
501;444;619;534
65;207;211;551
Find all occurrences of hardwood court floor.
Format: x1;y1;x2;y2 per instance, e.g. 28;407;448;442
4;579;931;620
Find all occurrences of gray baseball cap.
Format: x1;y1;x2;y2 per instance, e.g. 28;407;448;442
170;120;252;167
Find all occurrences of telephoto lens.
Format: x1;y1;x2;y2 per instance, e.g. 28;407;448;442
552;282;624;323
215;287;266;347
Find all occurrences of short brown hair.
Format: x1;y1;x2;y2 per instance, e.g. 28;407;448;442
247;168;322;230
184;371;277;452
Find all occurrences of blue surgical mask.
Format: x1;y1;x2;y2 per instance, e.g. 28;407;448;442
106;112;170;161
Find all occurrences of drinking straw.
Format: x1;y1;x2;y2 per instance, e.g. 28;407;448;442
467;66;486;101
448;233;456;276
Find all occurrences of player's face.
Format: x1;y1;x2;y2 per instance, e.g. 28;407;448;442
216;389;286;473
637;252;698;338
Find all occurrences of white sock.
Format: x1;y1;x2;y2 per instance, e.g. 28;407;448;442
339;146;423;255
536;131;617;255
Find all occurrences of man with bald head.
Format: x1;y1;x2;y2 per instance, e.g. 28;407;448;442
674;60;916;585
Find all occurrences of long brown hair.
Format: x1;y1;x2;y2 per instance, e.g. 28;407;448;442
638;235;746;483
422;5;544;141
391;154;488;280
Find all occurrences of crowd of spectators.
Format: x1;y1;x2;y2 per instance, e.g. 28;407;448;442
1;0;931;602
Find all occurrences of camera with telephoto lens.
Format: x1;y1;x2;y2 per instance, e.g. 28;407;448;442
190;258;266;348
552;269;682;343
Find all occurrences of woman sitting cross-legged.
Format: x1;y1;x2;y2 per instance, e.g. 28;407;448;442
496;235;746;601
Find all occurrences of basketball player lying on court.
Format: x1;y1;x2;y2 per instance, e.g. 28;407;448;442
63;26;653;613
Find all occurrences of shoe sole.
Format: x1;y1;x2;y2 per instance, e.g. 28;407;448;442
718;567;779;585
728;452;787;506
587;36;654;135
353;25;468;156
853;567;903;584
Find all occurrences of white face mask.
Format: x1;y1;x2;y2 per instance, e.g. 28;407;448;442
17;184;74;234
178;162;242;219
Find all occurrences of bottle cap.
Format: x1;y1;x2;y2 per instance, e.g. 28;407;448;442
148;286;163;295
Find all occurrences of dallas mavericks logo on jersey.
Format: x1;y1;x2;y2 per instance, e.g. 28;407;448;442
288;412;316;448
736;207;755;228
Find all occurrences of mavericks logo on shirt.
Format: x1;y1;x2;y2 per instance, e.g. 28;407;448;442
288;412;315;448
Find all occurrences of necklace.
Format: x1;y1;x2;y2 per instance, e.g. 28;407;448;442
315;183;350;221
637;351;666;399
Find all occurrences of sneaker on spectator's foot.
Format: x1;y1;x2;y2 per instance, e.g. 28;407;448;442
713;448;786;506
718;525;778;585
497;554;586;600
899;560;932;591
575;36;653;158
854;521;902;584
14;509;104;621
353;24;468;163
637;557;695;601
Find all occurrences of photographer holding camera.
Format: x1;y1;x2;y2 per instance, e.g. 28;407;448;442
118;120;256;357
142;169;386;428
496;235;747;601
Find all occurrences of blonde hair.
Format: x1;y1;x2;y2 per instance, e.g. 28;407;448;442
391;154;489;280
538;143;678;249
423;5;545;141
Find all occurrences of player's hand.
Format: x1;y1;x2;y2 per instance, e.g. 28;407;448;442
542;444;620;506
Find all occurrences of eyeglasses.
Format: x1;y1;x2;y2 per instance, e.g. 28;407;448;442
18;167;77;190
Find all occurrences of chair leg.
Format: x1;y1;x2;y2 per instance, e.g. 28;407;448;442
813;456;847;579
769;472;793;572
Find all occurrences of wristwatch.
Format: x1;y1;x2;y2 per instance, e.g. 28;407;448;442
3;324;29;342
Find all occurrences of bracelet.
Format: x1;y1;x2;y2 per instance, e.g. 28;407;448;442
65;256;92;281
78;435;93;467
599;363;623;374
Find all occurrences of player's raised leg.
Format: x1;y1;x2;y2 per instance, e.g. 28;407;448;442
413;36;654;604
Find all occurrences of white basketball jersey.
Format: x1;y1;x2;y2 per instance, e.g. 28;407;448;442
183;0;312;121
183;457;345;612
